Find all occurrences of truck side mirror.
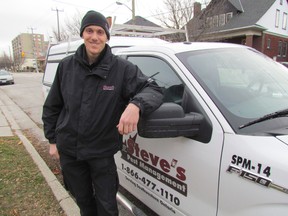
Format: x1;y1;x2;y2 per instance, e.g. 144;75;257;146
138;103;204;138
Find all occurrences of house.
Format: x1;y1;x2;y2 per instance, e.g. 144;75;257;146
111;15;186;40
111;15;163;36
187;0;288;62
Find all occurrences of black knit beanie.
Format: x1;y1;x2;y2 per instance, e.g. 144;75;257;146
80;10;110;39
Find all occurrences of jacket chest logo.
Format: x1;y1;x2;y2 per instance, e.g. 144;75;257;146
103;85;115;91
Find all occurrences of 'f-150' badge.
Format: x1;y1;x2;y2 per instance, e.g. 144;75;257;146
227;164;288;195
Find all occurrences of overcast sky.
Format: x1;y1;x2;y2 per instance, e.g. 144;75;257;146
0;0;209;55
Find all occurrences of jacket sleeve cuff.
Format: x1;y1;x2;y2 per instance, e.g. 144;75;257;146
48;138;56;144
129;100;143;115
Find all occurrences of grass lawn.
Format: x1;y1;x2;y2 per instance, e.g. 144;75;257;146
0;136;65;216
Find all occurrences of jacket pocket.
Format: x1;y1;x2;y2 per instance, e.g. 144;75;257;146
55;108;69;134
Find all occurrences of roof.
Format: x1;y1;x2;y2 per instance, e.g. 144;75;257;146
211;0;274;32
228;0;244;12
124;16;161;28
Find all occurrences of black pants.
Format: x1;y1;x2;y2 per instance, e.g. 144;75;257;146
60;154;119;216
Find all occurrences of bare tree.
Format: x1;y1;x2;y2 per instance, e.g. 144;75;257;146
65;10;82;37
156;0;195;29
154;0;195;41
52;27;69;42
52;11;82;42
0;52;13;70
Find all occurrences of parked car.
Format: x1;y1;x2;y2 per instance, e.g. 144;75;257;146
43;38;288;216
0;70;14;85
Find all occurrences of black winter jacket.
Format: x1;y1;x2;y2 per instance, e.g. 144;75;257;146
42;44;163;160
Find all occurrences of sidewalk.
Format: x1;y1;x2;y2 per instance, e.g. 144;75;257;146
0;108;13;136
0;93;80;216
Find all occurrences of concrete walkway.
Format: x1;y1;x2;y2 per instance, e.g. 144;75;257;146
0;99;13;136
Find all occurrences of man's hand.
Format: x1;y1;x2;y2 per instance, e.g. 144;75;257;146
117;103;140;135
49;144;60;160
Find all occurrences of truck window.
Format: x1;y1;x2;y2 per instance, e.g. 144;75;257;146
127;56;184;105
127;55;213;142
43;62;59;86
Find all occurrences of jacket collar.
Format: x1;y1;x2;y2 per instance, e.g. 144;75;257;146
75;43;114;79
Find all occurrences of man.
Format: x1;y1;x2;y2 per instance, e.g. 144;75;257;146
42;10;163;216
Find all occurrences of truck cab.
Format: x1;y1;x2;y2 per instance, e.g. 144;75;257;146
114;42;288;216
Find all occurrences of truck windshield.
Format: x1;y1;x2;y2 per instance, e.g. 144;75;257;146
177;47;288;134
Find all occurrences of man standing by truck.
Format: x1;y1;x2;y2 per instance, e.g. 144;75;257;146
42;10;163;216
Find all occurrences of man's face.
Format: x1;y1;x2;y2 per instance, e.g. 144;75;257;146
82;25;108;60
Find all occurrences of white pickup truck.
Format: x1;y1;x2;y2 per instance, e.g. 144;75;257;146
43;37;288;216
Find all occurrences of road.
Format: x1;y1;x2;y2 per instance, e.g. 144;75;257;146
0;72;148;216
0;72;44;127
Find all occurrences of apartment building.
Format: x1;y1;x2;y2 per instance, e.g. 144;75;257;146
12;33;49;71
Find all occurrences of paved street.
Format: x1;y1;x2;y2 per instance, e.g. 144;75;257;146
0;72;44;126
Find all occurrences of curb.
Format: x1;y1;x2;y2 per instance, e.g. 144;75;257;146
0;90;80;216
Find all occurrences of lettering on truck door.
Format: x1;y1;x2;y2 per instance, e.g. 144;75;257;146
114;54;225;216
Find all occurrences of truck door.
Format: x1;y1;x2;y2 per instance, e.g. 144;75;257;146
114;53;225;216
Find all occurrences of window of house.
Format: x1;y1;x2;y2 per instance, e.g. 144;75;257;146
219;14;225;26
213;15;219;27
206;17;213;28
278;41;282;56
280;0;283;5
275;9;280;27
206;17;209;27
283;42;287;57
267;38;271;49
283;12;287;30
226;12;233;23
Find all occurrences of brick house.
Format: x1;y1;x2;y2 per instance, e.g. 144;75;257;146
187;0;288;62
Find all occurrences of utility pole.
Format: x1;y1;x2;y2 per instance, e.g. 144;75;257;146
28;27;39;73
131;0;135;25
116;0;136;25
51;8;64;42
8;46;13;71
